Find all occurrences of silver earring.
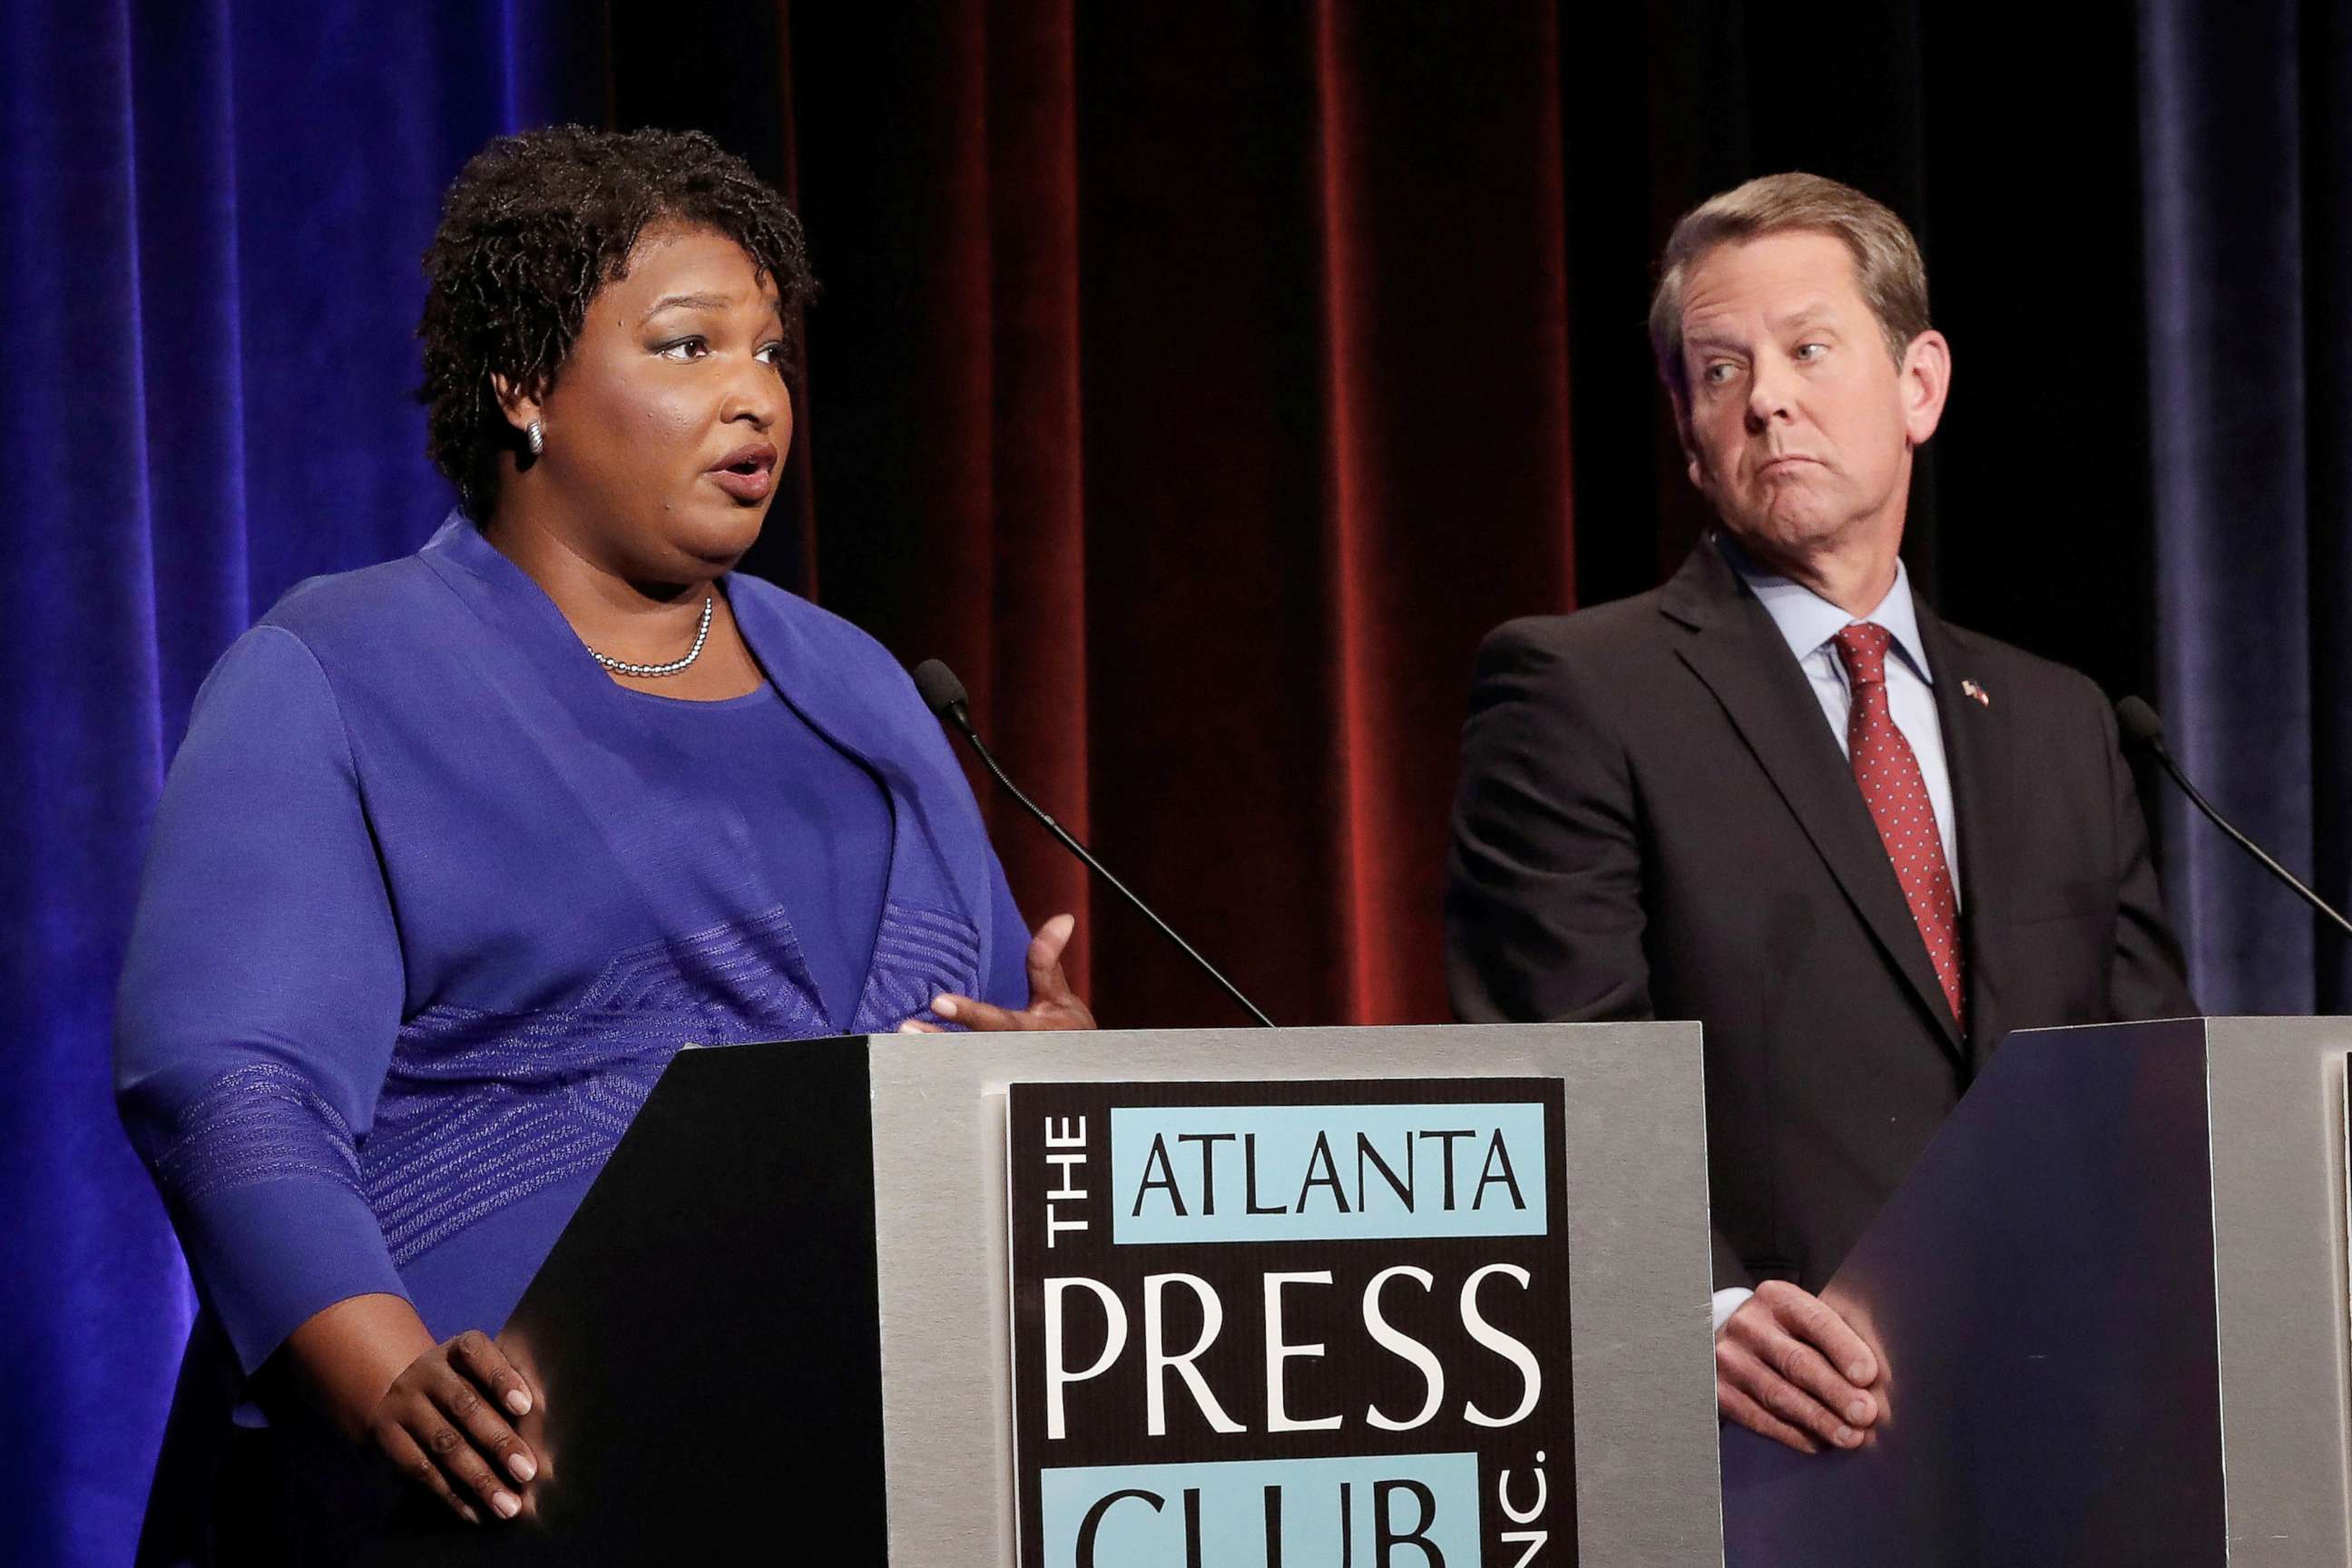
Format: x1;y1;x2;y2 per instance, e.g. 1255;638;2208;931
525;419;544;457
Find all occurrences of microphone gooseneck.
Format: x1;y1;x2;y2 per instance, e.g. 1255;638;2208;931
2116;696;2352;940
912;659;1279;1027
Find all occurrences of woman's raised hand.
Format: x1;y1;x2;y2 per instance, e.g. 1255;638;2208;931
905;912;1095;1033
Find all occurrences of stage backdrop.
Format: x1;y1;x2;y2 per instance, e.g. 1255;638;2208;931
3;3;2344;1564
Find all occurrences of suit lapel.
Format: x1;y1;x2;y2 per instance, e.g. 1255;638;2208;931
1916;609;2019;1076
1662;545;1966;1061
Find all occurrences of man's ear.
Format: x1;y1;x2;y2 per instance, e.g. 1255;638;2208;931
1898;329;1951;448
489;372;544;436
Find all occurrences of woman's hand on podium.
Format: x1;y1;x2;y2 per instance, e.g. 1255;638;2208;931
902;912;1097;1033
282;1294;541;1525
368;1328;542;1524
1715;1279;1882;1455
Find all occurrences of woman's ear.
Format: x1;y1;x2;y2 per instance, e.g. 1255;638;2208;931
490;373;542;433
490;374;546;466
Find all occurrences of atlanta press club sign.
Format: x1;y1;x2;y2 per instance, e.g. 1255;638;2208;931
1007;1078;1574;1568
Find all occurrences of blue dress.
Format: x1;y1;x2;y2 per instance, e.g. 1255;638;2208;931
115;513;1028;1551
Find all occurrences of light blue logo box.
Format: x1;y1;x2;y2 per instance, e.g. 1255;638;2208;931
1110;1102;1547;1244
1039;1452;1480;1568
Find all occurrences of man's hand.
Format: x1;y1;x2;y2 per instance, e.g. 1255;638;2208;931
902;913;1096;1033
1716;1280;1881;1454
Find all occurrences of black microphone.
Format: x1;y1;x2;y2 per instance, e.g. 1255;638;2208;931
912;659;1278;1026
2116;696;2352;939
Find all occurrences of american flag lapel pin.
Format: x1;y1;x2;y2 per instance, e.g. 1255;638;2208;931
1962;679;1990;707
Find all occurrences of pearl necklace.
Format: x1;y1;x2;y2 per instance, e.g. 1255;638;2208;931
585;594;714;678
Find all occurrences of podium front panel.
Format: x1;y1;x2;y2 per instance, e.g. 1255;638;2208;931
866;1021;1720;1566
1720;1016;2352;1568
2204;1017;2352;1564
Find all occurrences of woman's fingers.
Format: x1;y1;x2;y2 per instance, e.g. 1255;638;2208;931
1025;914;1077;1000
367;1330;536;1524
450;1327;534;1419
374;1420;482;1525
436;1357;536;1486
916;916;1096;1032
416;1387;524;1518
927;990;1093;1032
929;994;1022;1030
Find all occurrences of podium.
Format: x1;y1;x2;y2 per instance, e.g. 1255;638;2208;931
1720;1017;2352;1567
352;1023;1724;1565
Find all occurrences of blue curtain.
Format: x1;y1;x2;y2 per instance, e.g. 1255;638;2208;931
0;4;592;1563
2141;0;2352;1013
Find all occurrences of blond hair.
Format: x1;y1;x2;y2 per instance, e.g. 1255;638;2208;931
1648;172;1931;405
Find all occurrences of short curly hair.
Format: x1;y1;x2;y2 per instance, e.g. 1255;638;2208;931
417;125;817;517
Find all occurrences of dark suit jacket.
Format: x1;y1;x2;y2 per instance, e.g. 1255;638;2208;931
1445;539;2195;1293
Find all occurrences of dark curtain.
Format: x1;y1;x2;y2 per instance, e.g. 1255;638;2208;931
6;3;2346;1563
2141;0;2352;1014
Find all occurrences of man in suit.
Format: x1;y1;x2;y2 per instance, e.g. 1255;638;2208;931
1445;172;2194;1455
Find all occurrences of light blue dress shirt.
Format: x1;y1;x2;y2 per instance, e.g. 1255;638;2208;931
1707;536;1961;1338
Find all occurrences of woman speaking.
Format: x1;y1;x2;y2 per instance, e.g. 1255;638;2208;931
116;124;1091;1561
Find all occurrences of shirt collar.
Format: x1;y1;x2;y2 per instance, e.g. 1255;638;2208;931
1713;531;1935;685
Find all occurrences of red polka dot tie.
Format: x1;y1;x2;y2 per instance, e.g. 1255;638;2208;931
1832;622;1965;1032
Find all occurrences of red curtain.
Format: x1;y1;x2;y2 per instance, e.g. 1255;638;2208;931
751;3;1583;1027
